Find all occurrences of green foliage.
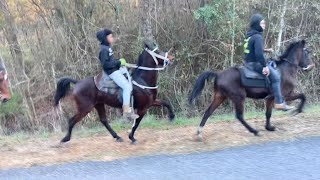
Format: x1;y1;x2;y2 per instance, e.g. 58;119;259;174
194;0;244;38
0;93;25;116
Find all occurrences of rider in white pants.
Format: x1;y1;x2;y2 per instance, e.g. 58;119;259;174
96;28;139;120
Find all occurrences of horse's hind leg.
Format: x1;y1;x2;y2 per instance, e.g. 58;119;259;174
285;93;306;115
197;92;226;140
61;97;94;143
95;104;123;142
61;111;89;143
152;99;175;121
265;97;276;131
232;96;259;136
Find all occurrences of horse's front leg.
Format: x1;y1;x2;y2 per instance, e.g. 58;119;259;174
285;93;306;115
129;109;147;144
152;99;175;121
265;97;276;131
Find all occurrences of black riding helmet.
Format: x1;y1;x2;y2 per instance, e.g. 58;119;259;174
96;29;112;46
249;13;264;32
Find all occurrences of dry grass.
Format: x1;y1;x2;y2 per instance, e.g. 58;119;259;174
1;107;320;169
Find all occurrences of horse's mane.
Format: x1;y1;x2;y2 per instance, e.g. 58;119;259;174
132;40;159;77
279;41;300;60
276;40;304;65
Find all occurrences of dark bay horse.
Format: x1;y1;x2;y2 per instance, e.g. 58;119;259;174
54;45;175;144
189;40;314;140
0;60;11;103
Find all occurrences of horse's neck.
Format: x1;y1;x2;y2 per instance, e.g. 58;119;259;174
134;56;158;87
278;61;298;78
139;70;158;87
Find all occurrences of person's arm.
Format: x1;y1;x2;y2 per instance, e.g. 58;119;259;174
253;35;267;67
100;48;121;70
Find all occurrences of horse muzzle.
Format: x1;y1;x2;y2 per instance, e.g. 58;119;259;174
303;63;315;71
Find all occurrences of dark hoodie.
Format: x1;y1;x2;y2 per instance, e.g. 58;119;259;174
244;14;266;72
96;29;121;75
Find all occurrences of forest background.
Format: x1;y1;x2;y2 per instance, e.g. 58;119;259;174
0;0;319;134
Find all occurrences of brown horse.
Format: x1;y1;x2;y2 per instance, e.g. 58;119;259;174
54;44;175;144
0;60;11;103
189;40;314;140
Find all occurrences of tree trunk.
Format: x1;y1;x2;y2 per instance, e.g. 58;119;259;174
0;0;37;120
140;0;154;41
0;0;23;68
275;0;288;54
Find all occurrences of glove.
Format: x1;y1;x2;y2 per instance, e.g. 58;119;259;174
119;58;127;66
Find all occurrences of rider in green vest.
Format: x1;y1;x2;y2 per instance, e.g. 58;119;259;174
244;14;294;111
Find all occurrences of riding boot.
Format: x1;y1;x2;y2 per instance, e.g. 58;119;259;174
123;105;139;120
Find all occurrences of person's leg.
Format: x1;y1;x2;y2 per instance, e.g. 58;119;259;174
109;70;132;106
268;65;294;111
109;70;138;119
268;66;283;104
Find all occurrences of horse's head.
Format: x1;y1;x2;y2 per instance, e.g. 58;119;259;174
301;49;314;72
0;61;11;103
144;40;174;67
280;40;315;71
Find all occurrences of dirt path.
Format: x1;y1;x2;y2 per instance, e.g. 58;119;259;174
1;111;320;169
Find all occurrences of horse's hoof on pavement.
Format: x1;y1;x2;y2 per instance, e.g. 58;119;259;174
131;140;138;145
266;126;276;131
116;137;123;142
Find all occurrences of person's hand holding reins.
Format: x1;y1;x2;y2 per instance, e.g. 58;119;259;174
263;66;270;76
120;58;127;66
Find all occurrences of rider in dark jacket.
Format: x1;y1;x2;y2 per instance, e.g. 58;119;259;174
244;14;293;111
96;29;122;75
96;29;139;120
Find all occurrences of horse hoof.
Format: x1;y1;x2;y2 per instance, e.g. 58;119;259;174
290;109;301;116
131;140;138;145
169;114;175;121
196;136;203;142
61;137;70;143
266;126;276;131
196;132;203;142
253;131;261;137
116;137;123;142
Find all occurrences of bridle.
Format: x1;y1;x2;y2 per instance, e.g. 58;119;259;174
126;47;172;89
281;48;313;71
126;47;170;71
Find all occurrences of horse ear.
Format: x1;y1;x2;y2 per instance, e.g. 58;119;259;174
300;39;306;47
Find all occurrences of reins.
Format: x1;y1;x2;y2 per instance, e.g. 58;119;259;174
126;47;171;89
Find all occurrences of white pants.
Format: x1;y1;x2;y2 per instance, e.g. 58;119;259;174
109;68;133;106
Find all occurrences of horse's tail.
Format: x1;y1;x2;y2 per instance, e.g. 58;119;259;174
188;71;216;104
54;77;78;107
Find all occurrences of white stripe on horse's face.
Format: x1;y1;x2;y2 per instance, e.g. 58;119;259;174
4;73;8;80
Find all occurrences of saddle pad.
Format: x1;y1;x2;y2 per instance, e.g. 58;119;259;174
94;71;119;93
239;66;269;88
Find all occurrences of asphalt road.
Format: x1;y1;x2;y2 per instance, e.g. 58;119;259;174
1;136;320;180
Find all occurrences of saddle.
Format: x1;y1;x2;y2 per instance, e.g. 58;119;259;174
239;63;271;88
93;67;132;101
94;71;120;94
